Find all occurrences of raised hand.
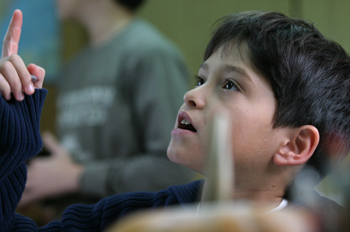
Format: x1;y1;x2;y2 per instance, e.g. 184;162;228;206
0;9;45;101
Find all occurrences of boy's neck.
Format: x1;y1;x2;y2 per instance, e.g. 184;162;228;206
232;188;285;210
200;179;285;212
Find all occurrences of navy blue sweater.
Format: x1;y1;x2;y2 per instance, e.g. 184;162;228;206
0;89;46;231
0;90;201;231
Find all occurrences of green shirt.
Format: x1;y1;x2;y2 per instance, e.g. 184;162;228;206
57;18;194;197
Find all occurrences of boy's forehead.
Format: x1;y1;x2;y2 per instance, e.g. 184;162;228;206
200;43;253;72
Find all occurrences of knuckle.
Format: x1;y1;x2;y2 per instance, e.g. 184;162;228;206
0;60;13;71
8;54;20;62
1;83;10;93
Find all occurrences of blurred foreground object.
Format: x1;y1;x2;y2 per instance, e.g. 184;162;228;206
107;202;317;232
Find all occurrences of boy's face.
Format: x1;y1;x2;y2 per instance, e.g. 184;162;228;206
167;45;289;176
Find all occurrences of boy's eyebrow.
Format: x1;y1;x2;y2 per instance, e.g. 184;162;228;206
199;63;208;71
224;64;252;82
199;63;252;82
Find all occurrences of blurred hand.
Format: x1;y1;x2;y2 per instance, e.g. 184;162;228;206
0;9;45;101
19;131;84;207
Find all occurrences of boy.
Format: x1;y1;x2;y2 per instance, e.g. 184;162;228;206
1;9;349;231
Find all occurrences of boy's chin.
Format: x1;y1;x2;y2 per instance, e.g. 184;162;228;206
167;145;181;164
167;145;189;167
167;146;204;174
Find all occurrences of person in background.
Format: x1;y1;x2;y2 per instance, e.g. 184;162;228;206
18;0;194;216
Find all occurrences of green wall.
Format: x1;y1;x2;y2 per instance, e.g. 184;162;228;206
302;0;350;53
138;0;350;78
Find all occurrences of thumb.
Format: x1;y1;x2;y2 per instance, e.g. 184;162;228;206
42;131;62;156
27;63;45;89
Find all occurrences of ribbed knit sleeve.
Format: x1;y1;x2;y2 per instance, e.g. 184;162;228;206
43;181;199;231
38;189;181;231
0;89;47;232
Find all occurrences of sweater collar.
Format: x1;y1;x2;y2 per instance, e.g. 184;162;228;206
169;180;204;207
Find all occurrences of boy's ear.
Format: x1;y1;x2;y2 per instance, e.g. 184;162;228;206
274;125;320;166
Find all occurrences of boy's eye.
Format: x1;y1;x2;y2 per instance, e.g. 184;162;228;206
194;75;206;87
222;80;238;90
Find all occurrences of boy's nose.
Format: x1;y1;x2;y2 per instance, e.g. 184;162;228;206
183;88;205;109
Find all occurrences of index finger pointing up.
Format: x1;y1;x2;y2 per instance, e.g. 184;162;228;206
2;9;22;58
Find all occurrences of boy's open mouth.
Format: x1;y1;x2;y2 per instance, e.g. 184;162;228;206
178;118;197;132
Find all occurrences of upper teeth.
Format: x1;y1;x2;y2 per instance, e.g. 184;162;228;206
181;119;191;125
